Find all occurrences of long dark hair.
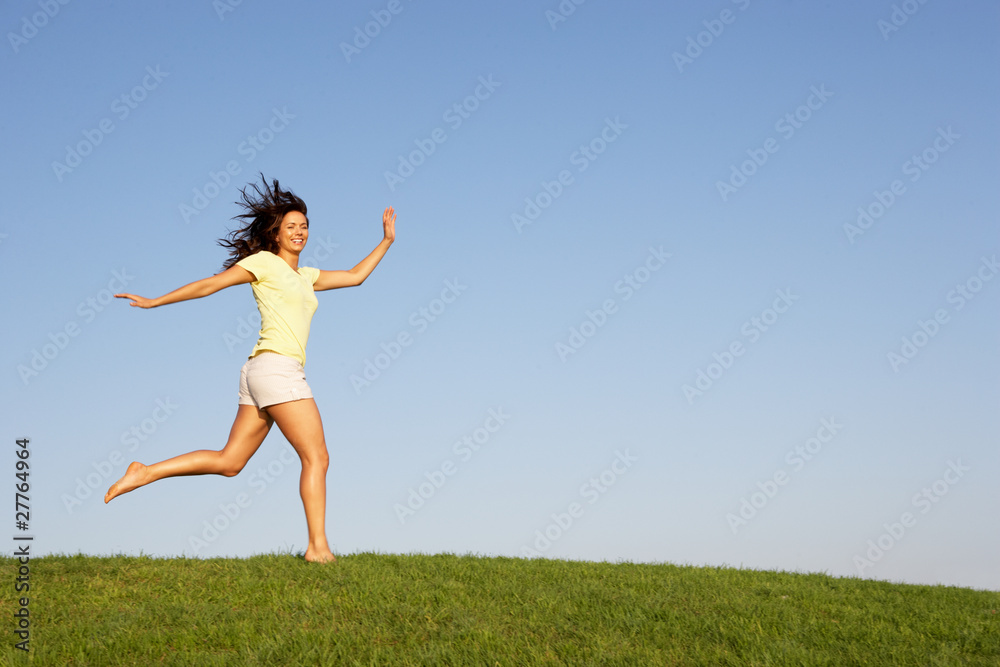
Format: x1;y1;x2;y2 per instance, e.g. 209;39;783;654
218;173;308;270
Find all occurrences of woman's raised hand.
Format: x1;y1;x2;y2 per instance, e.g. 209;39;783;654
383;206;396;244
116;293;156;308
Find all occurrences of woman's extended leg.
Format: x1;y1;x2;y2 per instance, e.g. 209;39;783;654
263;398;335;563
104;404;273;503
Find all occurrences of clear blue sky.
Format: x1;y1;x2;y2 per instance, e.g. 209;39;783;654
2;0;997;591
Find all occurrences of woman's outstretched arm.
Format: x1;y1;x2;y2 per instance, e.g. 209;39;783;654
313;207;396;292
116;264;254;309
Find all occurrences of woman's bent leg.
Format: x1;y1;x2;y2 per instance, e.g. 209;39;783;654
104;404;273;503
264;398;335;563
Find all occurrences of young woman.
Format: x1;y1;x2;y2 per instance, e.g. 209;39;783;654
105;175;395;564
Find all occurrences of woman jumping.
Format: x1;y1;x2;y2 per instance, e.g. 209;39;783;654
105;175;395;563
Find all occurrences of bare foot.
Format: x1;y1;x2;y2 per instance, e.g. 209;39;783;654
104;462;150;503
304;548;337;564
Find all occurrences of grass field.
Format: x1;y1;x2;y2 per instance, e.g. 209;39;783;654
1;552;997;665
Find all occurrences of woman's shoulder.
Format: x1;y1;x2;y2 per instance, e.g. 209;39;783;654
238;250;278;264
236;251;281;282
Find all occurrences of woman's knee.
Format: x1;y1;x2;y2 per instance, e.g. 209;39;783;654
218;451;247;477
311;451;330;471
301;444;329;471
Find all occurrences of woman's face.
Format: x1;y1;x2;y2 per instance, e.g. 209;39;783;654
275;210;309;255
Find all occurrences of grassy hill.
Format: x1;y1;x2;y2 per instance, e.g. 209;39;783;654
1;553;997;665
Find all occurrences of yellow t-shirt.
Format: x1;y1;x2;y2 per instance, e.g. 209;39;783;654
236;251;321;366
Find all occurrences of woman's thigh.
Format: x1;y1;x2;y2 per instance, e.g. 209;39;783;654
219;404;274;467
265;399;327;464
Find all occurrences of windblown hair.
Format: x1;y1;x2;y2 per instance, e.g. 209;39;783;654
218;173;308;270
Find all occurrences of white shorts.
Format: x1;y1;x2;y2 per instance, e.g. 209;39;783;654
238;352;313;409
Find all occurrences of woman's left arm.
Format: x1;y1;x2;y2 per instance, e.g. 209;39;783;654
314;207;396;291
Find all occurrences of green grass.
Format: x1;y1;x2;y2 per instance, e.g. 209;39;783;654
1;553;997;665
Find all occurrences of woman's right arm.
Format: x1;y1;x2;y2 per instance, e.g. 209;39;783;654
116;265;255;309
